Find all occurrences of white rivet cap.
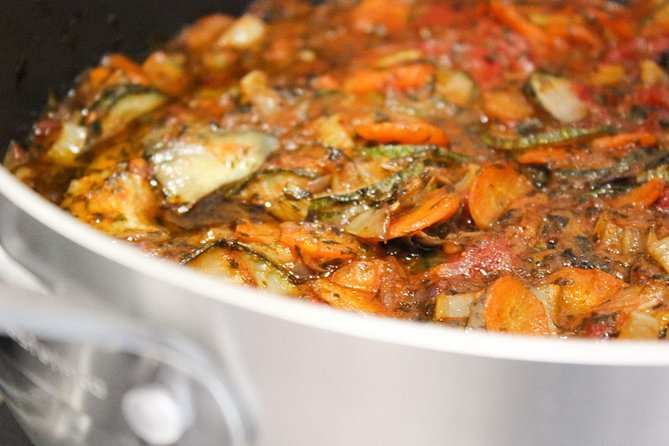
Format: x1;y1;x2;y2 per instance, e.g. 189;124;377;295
122;384;189;445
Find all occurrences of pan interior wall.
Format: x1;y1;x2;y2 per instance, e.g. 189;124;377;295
0;0;250;155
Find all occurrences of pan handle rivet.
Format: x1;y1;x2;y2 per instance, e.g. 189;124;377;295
122;383;191;445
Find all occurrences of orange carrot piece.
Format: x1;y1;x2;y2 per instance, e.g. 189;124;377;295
386;189;460;239
87;66;112;89
517;147;570;165
345;63;435;94
235;219;281;245
544;23;603;49
104;53;150;85
142;51;191;97
548;267;626;329
489;0;551;47
591;132;658;151
351;0;409;34
279;222;361;264
485;276;550;335
355;120;448;146
310;74;340;90
330;260;383;292
468;163;534;229
482;90;535;123
611;178;665;210
311;277;390;315
178;14;234;52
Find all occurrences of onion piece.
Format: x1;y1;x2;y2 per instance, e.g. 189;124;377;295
217;14;266;50
618;311;660;340
526;73;588;123
434;291;480;322
47;122;88;166
646;229;669;273
436;69;477;106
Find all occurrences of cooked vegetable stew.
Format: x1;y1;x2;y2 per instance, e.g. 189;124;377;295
7;0;669;339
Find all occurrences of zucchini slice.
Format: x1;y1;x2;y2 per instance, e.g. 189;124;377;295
88;84;167;139
186;240;300;296
146;124;279;207
310;161;426;211
526;73;588;123
309;161;427;238
362;144;468;162
482;126;609;150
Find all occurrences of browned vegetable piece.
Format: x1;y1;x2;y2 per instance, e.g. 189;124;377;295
386;188;460;239
468;164;534;229
548;267;626;330
484;276;550;336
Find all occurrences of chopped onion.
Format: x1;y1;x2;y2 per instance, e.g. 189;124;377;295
646;229;669;273
48;122;88;166
436;69;476;106
217;14;266;50
527;73;588;123
619;311;660;340
434;291;480;322
530;284;560;334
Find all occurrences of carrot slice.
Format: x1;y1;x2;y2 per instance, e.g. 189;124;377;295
548;267;626;329
235;219;281;245
485;276;550;335
142;51;191;97
517;147;569;165
345;63;435;94
355;120;448;146
329;260;384;292
351;0;409;34
104;53;150;85
611;178;665;210
88;66;112;89
489;0;551;47
482;90;535;122
311;277;389;315
468;163;534;229
279;222;362;265
590;132;658;151
386;189;460;239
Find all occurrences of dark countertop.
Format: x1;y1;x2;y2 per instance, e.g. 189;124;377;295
0;404;32;446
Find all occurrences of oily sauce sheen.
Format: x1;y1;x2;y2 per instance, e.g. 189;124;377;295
7;0;669;339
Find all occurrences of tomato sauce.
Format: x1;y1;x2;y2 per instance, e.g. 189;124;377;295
7;0;669;339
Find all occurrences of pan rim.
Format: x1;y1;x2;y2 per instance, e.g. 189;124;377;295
1;165;668;367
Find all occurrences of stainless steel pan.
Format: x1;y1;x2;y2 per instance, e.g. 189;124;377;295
1;2;669;446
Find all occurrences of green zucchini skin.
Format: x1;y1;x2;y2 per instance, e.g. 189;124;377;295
481;126;611;151
362;144;469;162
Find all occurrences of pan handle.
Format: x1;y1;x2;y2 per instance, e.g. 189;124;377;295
0;244;253;446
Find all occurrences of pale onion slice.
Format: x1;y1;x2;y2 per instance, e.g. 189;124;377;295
434;291;481;322
646;229;669;273
47;122;88;166
618;311;660;340
217;14;266;49
149;128;279;206
436;70;477;106
530;284;560;335
527;73;588;123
